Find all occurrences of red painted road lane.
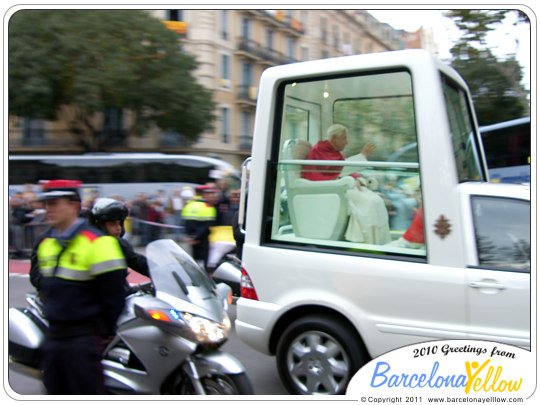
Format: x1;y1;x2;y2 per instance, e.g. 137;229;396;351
8;260;151;284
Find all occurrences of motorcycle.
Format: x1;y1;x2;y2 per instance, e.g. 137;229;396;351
212;254;242;298
8;239;253;395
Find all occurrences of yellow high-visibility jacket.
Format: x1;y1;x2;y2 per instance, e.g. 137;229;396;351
36;221;126;337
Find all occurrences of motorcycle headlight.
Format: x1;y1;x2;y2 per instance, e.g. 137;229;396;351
181;311;231;343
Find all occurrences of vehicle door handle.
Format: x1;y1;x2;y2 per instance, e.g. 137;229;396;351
469;279;506;291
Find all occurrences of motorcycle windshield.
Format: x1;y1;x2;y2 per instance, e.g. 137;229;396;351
145;239;222;318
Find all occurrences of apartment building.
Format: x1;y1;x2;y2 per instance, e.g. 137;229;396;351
150;9;408;166
9;9;413;167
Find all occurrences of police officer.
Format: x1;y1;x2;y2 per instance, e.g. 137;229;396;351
31;180;126;395
89;198;149;290
181;185;217;271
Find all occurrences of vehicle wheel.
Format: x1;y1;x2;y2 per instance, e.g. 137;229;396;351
202;373;253;395
276;315;368;395
170;372;253;395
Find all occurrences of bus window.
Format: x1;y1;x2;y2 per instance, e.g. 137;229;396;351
265;70;426;258
8;153;238;201
479;117;530;184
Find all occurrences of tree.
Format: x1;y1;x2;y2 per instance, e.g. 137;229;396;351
9;10;216;151
451;49;527;125
444;10;529;125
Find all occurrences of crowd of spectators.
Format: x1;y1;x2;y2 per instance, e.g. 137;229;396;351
9;180;242;258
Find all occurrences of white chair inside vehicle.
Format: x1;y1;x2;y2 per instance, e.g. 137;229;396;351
281;139;355;240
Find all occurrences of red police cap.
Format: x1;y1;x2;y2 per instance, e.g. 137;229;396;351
195;185;216;194
39;179;82;201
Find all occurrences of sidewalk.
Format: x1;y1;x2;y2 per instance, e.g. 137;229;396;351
8;259;150;285
8;260;30;275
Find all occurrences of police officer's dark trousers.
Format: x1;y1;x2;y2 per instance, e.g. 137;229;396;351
192;240;210;271
41;333;106;395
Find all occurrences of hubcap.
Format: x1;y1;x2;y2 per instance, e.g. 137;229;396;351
286;330;350;394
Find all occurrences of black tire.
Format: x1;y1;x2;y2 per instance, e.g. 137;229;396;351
276;315;368;395
170;372;253;395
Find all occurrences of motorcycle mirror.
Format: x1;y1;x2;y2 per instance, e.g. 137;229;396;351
215;283;233;306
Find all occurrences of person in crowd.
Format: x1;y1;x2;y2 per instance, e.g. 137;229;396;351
387;206;425;249
224;189;241;226
154;190;167;215
131;193;150;246
9;191;34;258
89;197;149;291
181;186;195;202
181;185;217;271
231;189;245;259
168;188;185;241
302;124;391;244
21;183;38;206
29;180;126;395
147;198;164;242
214;178;231;225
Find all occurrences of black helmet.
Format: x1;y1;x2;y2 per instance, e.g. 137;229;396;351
90;198;128;236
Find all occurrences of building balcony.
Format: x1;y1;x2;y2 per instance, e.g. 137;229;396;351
244;10;304;37
238;134;252;152
235;37;298;66
235;37;266;61
236;84;258;108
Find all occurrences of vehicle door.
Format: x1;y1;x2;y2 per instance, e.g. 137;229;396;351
462;192;531;348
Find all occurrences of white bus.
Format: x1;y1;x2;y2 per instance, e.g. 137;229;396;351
479;116;530;184
8;153;238;201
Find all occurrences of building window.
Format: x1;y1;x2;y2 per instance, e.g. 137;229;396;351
287;38;296;60
321;18;327;43
354;38;361;54
221;107;230;143
343;31;351;54
220;54;230;88
167;10;183;21
240;111;252;150
220;10;228;40
285;10;293;24
241;16;251;39
266;28;274;50
301;46;309;61
333;25;339;49
301;10;308;35
241;61;253;86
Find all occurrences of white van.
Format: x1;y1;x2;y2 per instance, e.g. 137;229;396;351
235;50;531;395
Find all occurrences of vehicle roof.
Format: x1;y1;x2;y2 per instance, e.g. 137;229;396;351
459;181;531;201
261;49;467;90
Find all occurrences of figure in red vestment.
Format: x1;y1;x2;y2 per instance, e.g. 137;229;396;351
302;124;376;182
300;124;390;244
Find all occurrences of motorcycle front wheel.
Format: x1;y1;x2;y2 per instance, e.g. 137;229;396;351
166;372;253;395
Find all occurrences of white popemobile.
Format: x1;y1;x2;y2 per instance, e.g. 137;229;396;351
233;50;531;395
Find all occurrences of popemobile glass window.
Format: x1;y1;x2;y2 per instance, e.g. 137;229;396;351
267;70;426;258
